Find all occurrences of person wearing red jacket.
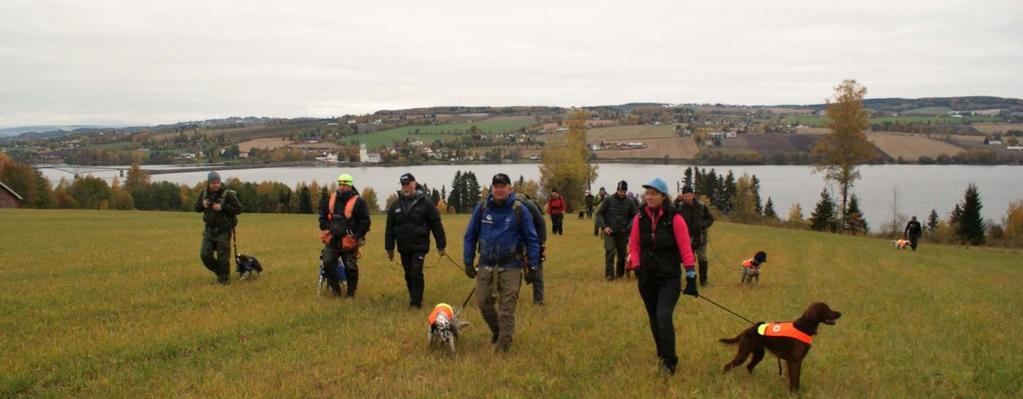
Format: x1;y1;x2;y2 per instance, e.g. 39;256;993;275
627;177;697;377
546;189;566;236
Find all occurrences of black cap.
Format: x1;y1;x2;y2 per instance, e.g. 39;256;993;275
400;173;415;184
492;173;511;185
617;180;628;191
551;188;558;193
682;185;694;194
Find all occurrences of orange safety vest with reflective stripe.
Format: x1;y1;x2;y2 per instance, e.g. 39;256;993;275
428;303;454;325
328;192;359;220
757;322;812;344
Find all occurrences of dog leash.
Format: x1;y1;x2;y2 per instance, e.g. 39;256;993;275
442;253;467;274
697;294;756;325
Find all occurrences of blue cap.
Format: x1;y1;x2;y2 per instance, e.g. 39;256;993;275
207;171;221;182
642;178;669;197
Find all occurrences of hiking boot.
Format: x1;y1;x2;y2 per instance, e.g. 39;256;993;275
658;359;676;377
409;303;422;310
217;274;230;285
533;300;544;306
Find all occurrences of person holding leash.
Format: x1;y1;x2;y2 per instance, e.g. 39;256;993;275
596;181;637;280
385;173;447;309
627;177;697;377
194;171;242;285
319;173;371;298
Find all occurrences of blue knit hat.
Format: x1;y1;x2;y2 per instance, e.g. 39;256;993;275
642;178;669;197
207;171;221;182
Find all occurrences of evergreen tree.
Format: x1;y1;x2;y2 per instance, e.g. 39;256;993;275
809;188;837;232
764;197;778;220
684;166;693;187
298;184;313;213
447;171;463;213
926;209;940;231
720;171;737;214
845;194;868;234
956;183;985;245
751;174;763;215
950;203;962;228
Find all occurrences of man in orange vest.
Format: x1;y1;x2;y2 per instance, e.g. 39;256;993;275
318;173;371;298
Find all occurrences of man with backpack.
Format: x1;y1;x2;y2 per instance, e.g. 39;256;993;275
194;171;242;285
546;189;566;236
463;173;541;352
675;185;714;286
596;181;637;281
385;173;447;309
319;173;371;298
520;193;548;305
592;187;607;236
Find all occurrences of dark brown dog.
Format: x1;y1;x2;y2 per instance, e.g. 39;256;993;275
719;302;842;391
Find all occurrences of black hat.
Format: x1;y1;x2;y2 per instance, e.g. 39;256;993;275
399;173;415;184
617;180;628;191
682;185;694;194
492;173;511;185
754;251;767;263
551;188;558;193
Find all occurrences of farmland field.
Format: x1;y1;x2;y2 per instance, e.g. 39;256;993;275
541;125;699;159
719;133;820;154
2;210;1021;397
868;132;964;160
357;117;537;148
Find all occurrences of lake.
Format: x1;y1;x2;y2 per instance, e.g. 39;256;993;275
39;163;1023;227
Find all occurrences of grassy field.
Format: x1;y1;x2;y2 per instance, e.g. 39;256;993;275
868;132;964;160
2;210;1021;397
357;117;537;148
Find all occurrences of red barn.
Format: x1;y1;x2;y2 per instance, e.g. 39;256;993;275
0;181;23;208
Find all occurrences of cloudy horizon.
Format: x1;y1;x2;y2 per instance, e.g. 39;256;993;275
1;0;1021;128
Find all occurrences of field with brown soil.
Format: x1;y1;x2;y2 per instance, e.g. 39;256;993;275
867;132;963;159
238;138;294;152
719;133;820;154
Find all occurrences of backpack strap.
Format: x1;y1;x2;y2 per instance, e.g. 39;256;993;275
328;192;338;221
344;194;359;219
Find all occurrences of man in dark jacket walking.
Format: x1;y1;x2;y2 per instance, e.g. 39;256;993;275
194;171;242;285
675;185;715;286
596;181;638;280
385;173;446;309
585;191;595;219
463;173;541;352
319;173;371;298
904;216;923;251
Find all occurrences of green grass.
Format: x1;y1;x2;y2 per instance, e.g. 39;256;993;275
356;117;537;148
1;209;1021;397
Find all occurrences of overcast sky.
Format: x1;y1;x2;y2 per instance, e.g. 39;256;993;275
1;0;1021;127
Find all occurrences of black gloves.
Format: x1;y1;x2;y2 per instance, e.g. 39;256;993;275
525;267;537;285
465;262;477;279
683;275;699;297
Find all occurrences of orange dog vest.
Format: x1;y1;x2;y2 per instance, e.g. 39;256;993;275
428;303;454;325
757;322;813;344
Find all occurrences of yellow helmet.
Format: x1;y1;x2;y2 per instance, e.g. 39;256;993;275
337;173;354;185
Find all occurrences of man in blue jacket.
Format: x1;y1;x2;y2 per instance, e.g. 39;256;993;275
464;173;541;352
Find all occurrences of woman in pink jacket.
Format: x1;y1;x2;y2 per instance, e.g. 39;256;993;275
627;177;698;377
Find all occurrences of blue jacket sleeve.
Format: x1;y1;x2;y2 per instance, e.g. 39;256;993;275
463;204;482;265
520;205;541;268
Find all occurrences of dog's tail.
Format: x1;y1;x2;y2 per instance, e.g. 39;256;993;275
719;335;741;345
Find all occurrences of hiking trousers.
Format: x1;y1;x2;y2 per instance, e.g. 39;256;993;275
323;239;359;297
908;235;920;251
400;251;426;306
475;266;522;351
604;231;629;279
531;262;544;304
200;229;232;279
637;272;681;368
551;214;564;235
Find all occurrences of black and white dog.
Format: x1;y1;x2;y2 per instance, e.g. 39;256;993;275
428;303;469;354
236;254;263;280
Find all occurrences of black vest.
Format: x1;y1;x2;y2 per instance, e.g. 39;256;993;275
638;205;682;278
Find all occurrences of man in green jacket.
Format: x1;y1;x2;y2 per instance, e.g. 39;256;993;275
193;171;242;285
675;185;714;286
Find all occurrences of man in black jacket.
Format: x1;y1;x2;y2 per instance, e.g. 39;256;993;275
193;171;242;285
904;216;923;251
596;181;638;280
520;194;548;305
675;185;715;286
385;173;446;309
319;173;371;298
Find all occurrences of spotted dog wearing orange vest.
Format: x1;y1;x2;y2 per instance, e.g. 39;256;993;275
740;251;767;285
428;303;470;354
719;302;842;392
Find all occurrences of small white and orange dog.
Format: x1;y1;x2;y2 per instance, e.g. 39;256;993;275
428;303;469;354
892;239;911;250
